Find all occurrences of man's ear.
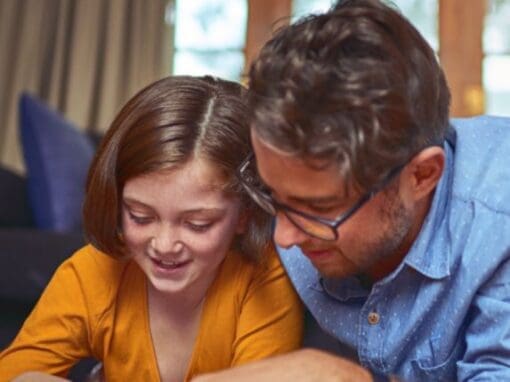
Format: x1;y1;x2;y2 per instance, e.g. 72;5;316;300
400;146;445;203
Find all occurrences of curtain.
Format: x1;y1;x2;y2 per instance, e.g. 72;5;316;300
0;0;174;173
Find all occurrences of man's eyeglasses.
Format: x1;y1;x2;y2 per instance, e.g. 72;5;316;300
236;153;404;241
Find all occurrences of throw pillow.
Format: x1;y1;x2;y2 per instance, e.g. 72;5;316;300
19;93;95;232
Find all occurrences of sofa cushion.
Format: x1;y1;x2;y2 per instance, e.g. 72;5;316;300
0;167;34;227
19;93;95;232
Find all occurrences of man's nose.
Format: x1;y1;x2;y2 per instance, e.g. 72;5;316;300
272;212;309;249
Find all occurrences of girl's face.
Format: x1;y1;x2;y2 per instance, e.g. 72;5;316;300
121;157;244;297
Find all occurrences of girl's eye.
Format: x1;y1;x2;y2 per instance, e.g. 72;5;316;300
185;221;213;233
128;211;153;225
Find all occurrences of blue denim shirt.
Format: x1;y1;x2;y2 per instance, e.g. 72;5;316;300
279;116;510;381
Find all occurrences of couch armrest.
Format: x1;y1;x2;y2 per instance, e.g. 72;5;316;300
0;167;33;227
0;228;85;301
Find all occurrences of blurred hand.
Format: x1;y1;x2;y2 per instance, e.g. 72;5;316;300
12;372;70;382
192;348;373;382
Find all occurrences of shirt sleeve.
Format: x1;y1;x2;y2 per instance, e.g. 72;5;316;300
0;255;94;380
231;249;304;366
457;255;510;381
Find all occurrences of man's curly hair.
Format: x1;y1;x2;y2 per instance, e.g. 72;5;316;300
248;0;450;192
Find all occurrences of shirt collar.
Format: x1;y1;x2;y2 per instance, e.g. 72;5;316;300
402;139;454;280
317;276;370;301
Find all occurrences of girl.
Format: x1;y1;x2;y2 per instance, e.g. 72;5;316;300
0;76;303;381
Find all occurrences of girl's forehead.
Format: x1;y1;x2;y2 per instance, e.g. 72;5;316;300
123;157;234;201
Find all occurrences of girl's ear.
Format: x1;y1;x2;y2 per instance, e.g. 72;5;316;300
235;208;250;234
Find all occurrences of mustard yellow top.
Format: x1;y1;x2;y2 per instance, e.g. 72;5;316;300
0;245;303;381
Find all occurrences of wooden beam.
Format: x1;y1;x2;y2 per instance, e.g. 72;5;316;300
243;0;292;82
439;0;486;117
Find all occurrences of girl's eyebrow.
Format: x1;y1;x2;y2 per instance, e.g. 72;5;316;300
122;198;225;215
122;198;153;210
181;208;225;215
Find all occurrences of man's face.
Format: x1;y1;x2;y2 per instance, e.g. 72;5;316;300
251;129;415;279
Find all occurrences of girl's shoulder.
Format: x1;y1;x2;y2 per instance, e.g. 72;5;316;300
56;244;136;312
229;243;280;269
63;244;129;282
217;244;283;290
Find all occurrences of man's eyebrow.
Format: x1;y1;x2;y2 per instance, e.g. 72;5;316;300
287;194;343;206
264;184;344;206
258;173;346;206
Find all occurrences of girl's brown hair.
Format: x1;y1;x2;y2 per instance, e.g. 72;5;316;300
83;75;270;259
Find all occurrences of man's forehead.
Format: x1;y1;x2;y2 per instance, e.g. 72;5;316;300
250;130;356;201
250;128;334;167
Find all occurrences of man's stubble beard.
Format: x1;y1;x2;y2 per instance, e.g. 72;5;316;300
360;188;414;273
322;188;414;280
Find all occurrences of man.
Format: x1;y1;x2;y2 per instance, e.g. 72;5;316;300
194;0;510;381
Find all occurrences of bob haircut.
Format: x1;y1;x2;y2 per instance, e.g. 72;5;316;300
248;0;451;192
83;75;270;260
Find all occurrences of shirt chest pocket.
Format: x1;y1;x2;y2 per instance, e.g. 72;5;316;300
410;335;465;381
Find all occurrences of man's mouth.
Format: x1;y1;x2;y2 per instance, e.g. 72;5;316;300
302;248;333;260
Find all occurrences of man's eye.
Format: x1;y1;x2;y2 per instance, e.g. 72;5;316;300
310;205;337;214
185;221;213;232
128;212;153;225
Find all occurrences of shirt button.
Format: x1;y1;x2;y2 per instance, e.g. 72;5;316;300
368;312;380;325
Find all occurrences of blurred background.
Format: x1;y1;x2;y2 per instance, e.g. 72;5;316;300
1;0;509;173
0;2;509;378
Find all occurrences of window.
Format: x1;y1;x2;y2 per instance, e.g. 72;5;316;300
171;0;248;82
392;0;438;52
483;0;510;116
292;0;438;50
292;0;335;20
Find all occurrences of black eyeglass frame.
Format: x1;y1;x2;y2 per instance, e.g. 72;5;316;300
236;152;406;241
